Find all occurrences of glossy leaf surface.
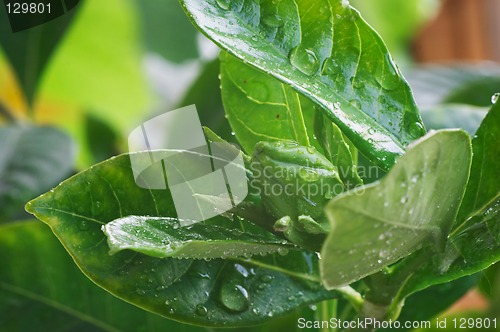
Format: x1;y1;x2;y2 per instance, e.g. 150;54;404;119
220;52;321;152
321;130;471;288
181;0;426;170
103;215;292;259
26;153;335;327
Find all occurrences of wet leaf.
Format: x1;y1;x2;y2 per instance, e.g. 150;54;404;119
180;0;426;170
321;130;471;288
103;215;293;259
26;152;336;327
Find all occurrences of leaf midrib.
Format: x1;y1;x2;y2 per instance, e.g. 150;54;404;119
199;0;403;148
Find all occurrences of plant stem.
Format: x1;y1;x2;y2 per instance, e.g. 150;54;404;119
316;299;338;332
337;286;363;312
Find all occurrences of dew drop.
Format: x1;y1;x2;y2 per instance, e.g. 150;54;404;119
277;248;289;256
368;127;376;135
219;283;250;312
349;99;361;109
408;122;425;137
196;304;208;316
261;274;273;283
289;47;320;76
216;0;231;10
252;308;260;315
491;92;500;104
299;168;319;182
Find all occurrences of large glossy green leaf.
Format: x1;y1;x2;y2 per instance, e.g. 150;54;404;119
220;52;321;151
396;99;500;299
320;130;472;288
0;125;74;221
103;215;292;259
180;0;426;170
0;221;206;332
26;153;336;327
0;2;80;105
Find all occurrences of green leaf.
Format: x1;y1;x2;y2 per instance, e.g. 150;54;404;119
0;3;80;105
220;52;321;151
314;110;363;188
0;125;75;221
26;153;336;327
457;101;500;223
320;130;472;288
0;221;206;332
396;101;500;299
392;275;479;326
103;215;292;259
180;0;426;170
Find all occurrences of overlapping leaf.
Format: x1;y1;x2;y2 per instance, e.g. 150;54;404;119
180;0;426;170
220;52;321;151
321;130;471;288
26;152;335;326
103;215;293;259
396;99;500;298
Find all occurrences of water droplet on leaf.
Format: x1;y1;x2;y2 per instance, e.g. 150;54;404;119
196;304;208;316
491;92;500;104
219;283;250;312
216;0;231;10
289;47;320;76
408;122;424;137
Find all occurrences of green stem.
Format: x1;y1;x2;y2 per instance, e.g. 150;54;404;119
337;286;363;312
316;299;338;332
